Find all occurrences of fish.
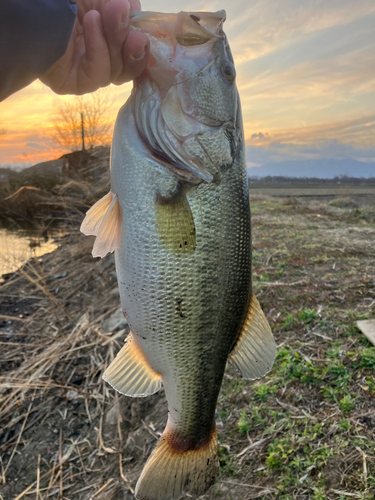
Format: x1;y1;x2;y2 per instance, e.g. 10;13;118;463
81;10;276;500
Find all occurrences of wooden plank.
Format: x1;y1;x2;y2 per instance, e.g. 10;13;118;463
357;320;375;347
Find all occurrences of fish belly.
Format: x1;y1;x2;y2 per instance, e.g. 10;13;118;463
112;101;251;445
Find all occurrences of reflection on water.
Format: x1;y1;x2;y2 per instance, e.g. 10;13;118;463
0;227;63;277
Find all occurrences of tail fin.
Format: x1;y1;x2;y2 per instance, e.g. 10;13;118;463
135;427;217;500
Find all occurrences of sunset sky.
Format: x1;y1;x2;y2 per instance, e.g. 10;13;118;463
1;0;374;169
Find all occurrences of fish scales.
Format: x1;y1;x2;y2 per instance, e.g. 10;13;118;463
81;10;276;500
113;105;251;444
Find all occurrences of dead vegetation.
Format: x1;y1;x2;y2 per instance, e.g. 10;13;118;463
0;194;375;500
0;148;110;224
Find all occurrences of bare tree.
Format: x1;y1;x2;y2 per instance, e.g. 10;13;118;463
0;121;6;135
50;89;113;151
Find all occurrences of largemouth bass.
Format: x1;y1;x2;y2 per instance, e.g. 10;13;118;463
81;10;276;500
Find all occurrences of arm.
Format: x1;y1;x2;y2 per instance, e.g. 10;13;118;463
0;0;77;101
0;0;149;101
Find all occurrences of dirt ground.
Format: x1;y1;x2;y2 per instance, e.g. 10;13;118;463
1;195;375;500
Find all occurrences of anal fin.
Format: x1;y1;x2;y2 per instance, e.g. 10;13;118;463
228;293;276;379
80;190;121;258
103;333;162;397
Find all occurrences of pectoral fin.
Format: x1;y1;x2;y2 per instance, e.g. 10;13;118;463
103;333;162;397
80;191;121;258
228;293;276;379
155;188;196;254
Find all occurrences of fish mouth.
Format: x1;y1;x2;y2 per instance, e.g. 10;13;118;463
131;9;240;182
130;10;227;41
130;10;227;92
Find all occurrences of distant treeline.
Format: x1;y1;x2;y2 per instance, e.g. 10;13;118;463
248;175;375;185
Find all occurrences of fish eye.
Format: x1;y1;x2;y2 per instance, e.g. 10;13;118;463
221;62;236;83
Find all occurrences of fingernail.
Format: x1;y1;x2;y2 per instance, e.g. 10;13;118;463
132;44;147;61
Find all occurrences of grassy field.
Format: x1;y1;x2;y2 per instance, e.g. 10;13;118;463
248;182;375;208
0;196;375;500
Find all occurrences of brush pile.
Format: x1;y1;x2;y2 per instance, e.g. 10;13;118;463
0;148;110;222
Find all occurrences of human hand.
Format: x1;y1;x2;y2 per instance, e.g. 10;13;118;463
40;0;149;95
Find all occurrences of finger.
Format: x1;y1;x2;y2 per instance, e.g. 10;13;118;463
75;0;105;23
79;10;111;93
129;0;141;10
113;29;149;84
102;0;131;81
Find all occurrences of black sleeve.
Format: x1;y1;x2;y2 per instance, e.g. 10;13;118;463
0;0;77;102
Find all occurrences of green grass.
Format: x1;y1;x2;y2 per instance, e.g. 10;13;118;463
237;410;251;434
215;197;375;497
223;196;375;499
298;308;318;324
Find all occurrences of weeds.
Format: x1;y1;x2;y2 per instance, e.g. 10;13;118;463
281;314;295;331
237;410;251;433
298;308;317;323
339;394;356;413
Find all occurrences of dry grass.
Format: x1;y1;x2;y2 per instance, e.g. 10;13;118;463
0;195;375;499
0;226;137;499
0;148;110;224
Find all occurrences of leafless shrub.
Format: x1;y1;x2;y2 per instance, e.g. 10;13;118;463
50;89;113;152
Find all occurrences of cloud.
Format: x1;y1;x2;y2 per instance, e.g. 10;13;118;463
26;142;46;151
1;0;374;166
246;139;375;166
251;132;266;139
229;0;375;65
230;7;375;151
244;115;375;148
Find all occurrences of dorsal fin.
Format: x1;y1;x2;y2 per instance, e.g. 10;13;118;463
80;191;121;258
103;333;162;397
228;293;276;379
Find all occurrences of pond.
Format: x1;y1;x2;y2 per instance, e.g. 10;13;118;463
0;226;63;278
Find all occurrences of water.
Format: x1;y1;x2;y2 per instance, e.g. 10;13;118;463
0;227;63;277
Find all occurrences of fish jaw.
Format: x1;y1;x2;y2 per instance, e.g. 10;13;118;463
129;11;226;92
129;10;240;184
